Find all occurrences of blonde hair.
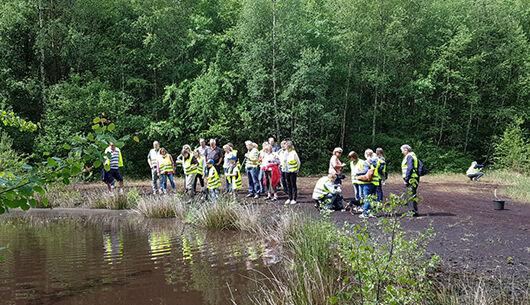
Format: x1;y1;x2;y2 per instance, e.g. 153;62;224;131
285;141;294;150
364;149;374;160
223;144;232;151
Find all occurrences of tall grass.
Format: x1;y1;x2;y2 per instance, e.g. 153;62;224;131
485;171;530;203
193;198;263;232
134;195;184;218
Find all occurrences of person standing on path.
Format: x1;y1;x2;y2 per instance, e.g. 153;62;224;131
278;141;289;193
222;144;236;194
181;149;199;195
284;141;301;205
347;151;366;211
205;139;223;181
103;142;124;192
261;144;280;201
401;144;420;217
157;148;176;193
244;141;261;198
329;147;346;185
225;155;242;200
147;141;161;194
355;149;378;218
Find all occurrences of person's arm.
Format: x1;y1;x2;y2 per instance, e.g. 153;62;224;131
147;151;152;166
156;160;161;174
356;161;369;175
404;155;414;183
294;152;301;171
216;149;223;166
475;164;484;168
169;155;175;172
189;157;199;170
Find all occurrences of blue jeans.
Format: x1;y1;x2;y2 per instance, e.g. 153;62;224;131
362;183;375;215
353;183;362;202
161;174;176;190
246;167;260;196
318;193;342;210
209;188;218;201
224;168;232;192
375;185;383;202
151;168;160;192
334;178;342;185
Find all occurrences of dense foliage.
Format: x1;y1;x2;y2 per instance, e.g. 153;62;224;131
1;0;528;176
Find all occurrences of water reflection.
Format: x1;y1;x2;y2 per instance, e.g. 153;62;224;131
0;212;280;305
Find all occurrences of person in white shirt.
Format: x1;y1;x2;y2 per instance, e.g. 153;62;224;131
312;173;343;211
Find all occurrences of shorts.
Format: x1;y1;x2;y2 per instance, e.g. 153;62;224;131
102;168;123;184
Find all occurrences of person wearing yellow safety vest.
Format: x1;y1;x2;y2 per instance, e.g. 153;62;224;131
466;161;484;181
401;144;420;217
347;151;366;212
278;141;289;193
192;148;207;199
244;141;261;199
284;141;301;205
312;173;344;211
375;148;387;202
156;148;176;194
206;158;221;201
147;141;161;194
181;149;199;195
102;142;124;192
225;155;242;200
355;149;379;218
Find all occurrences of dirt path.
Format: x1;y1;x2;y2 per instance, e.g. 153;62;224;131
76;175;530;280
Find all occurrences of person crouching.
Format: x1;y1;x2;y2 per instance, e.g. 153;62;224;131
312;173;344;211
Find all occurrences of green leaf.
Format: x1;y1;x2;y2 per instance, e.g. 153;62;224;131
22;164;33;170
29;199;37;207
104;164;111;171
33;185;45;195
108;123;115;131
93;160;102;168
87;134;95;141
92;124;100;130
47;158;57;166
93;117;101;124
42;198;49;207
133;136;140;142
63;144;71;150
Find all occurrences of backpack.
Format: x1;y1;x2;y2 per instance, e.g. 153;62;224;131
416;158;427;177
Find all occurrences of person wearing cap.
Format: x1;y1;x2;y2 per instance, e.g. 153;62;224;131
347;151;366;212
206;158;221;201
181;149;199;195
225;155;242;200
244;141;261;198
156;147;176;193
466;161;484;181
329;147;346;185
147;141;161;194
312;173;344;211
401;144;419;217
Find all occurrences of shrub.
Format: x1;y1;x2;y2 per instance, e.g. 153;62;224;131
135;195;179;218
493;119;530;174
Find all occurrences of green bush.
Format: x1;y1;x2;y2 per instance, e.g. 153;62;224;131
493;119;530;174
0;132;28;175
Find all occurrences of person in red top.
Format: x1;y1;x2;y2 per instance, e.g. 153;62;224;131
329;147;346;185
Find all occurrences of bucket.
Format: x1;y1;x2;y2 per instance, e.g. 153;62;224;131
493;200;505;210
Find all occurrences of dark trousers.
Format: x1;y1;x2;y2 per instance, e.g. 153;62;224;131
265;170;273;193
286;172;298;201
192;173;205;192
406;183;418;215
280;171;288;192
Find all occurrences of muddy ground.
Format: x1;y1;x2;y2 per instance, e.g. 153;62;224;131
76;175;530;282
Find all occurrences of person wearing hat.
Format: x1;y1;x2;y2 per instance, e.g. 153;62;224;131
466;161;484;181
206;158;221;201
329;147;346;185
225;155;242;200
181;149;199;195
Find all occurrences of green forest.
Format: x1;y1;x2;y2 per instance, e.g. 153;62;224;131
1;0;529;177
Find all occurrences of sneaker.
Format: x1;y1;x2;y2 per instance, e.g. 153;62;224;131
246;194;253;198
359;214;368;219
254;195;259;199
368;213;376;218
285;199;291;205
290;200;297;205
265;195;271;200
272;196;278;201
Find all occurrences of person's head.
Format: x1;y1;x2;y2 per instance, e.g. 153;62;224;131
229;155;237;165
264;143;272;153
181;149;189;157
160;147;167;155
193;149;201;158
400;144;412;155
268;137;275;146
153;141;159;149
207;159;215;167
109;142;116;150
223;144;232;153
209;139;216;148
253;142;259;149
280;140;287;150
364;149;374;160
348;151;359;161
328;173;337;182
472;161;477;165
199;138;206;147
285;141;294;151
376;147;386;159
183;144;191;152
227;143;234;149
333;147;343;157
245;140;253;150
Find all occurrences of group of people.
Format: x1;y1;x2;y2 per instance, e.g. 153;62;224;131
143;137;301;203
312;144;421;218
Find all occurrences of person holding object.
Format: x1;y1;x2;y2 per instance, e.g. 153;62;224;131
278;141;289;193
312;173;344;211
329;147;346;185
102;142;124;192
466;161;484;181
284;141;301;205
156;148;176;193
147;141;161;194
401;144;420;217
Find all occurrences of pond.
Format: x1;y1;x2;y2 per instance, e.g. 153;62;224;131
0;210;278;305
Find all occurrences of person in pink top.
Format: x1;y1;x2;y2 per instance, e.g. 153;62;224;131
329;147;346;185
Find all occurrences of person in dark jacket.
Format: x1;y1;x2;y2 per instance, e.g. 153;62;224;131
401;144;420;217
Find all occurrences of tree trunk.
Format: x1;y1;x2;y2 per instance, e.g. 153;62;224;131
38;0;46;87
271;0;281;140
340;61;352;148
372;87;378;145
464;102;473;153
